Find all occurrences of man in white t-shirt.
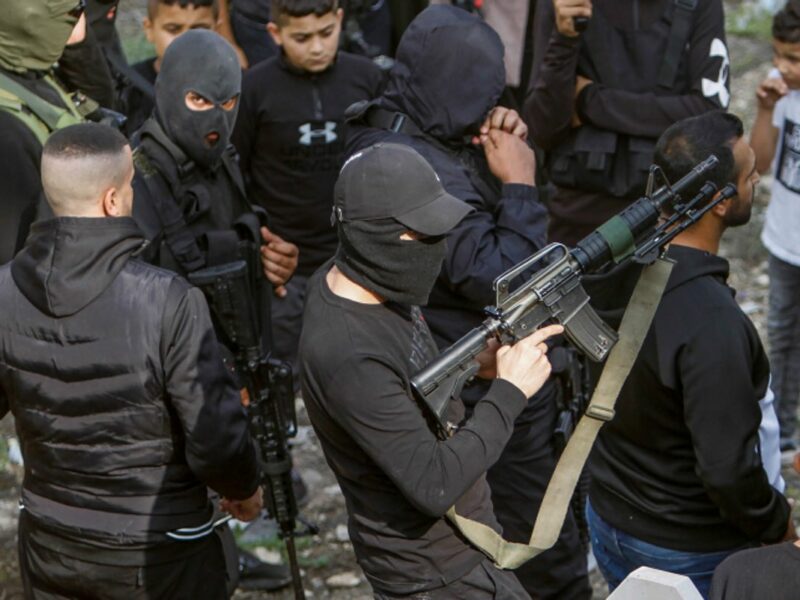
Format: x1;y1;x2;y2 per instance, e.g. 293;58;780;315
751;0;800;455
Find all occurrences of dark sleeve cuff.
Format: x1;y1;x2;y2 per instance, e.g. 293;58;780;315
550;29;582;52
500;183;537;201
484;377;528;418
576;83;601;124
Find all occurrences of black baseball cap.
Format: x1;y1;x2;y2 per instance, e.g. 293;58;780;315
332;143;473;236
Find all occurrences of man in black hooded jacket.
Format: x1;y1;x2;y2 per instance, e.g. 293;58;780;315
346;6;591;598
1;122;262;599
586;112;794;597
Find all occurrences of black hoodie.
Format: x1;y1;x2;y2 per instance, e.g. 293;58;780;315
587;244;791;552
0;217;258;563
346;5;549;348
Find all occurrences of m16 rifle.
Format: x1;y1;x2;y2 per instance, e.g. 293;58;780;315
189;260;306;600
411;155;738;435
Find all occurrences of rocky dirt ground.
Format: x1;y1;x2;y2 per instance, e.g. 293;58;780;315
0;10;798;600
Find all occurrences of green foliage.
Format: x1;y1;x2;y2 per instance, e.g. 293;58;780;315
121;33;155;65
0;438;8;473
726;3;775;40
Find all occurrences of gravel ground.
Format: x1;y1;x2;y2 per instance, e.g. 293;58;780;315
0;15;795;600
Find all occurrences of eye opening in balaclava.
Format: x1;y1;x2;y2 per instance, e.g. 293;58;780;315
155;29;242;170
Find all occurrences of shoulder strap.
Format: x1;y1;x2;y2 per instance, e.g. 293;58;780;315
657;0;699;89
0;87;50;144
0;71;83;141
139;118;197;179
133;147;206;274
445;258;674;568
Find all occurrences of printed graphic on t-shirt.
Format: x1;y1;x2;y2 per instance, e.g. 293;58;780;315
298;121;338;146
777;118;800;193
409;306;437;373
701;38;730;109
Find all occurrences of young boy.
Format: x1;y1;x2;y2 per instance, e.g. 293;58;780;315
123;0;219;134
751;0;800;455
232;0;384;377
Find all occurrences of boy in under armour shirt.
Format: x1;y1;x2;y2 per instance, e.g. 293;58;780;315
232;0;383;376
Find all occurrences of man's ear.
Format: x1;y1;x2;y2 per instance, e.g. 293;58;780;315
102;186;122;217
266;21;282;46
335;7;344;24
143;17;155;44
709;189;734;219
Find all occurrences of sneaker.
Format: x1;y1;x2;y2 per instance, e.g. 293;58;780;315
238;548;292;591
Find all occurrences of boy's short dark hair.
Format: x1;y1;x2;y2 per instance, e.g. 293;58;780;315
773;0;800;44
270;0;338;25
147;0;219;20
654;111;744;212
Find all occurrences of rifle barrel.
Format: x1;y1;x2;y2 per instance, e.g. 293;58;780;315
571;154;719;272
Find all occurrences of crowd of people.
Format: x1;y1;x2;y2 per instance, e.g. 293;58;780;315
1;0;800;599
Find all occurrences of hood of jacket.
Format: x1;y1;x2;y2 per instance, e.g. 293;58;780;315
585;244;730;328
376;5;506;143
11;217;146;317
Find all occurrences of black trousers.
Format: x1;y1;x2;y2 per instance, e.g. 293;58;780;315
18;513;229;600
466;380;592;600
373;558;529;599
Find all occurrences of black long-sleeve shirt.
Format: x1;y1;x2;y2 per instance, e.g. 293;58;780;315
526;0;726;149
588;245;791;552
233;52;383;276
0;69;75;264
524;0;728;244
299;264;527;595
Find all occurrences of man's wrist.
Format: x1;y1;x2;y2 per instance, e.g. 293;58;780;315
502;175;535;186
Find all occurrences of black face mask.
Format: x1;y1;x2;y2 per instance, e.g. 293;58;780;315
155;30;241;169
334;219;447;306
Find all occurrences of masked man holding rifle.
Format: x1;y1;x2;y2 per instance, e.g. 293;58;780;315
300;143;563;598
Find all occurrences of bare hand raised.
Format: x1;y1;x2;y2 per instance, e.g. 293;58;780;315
496;324;564;398
472;107;528;145
553;0;593;38
756;77;789;112
481;129;536;186
260;226;299;298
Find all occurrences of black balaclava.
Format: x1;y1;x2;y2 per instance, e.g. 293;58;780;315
377;5;506;143
155;30;241;169
335;219;447;306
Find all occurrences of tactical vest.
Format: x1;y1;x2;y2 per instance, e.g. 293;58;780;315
546;0;700;199
0;71;87;144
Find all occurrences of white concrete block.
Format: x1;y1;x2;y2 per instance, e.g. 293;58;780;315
607;567;704;600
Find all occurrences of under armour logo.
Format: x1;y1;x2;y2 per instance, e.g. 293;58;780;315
702;38;730;109
299;122;338;146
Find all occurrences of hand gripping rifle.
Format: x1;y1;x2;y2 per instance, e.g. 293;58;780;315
411;155;738;436
188;261;306;599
